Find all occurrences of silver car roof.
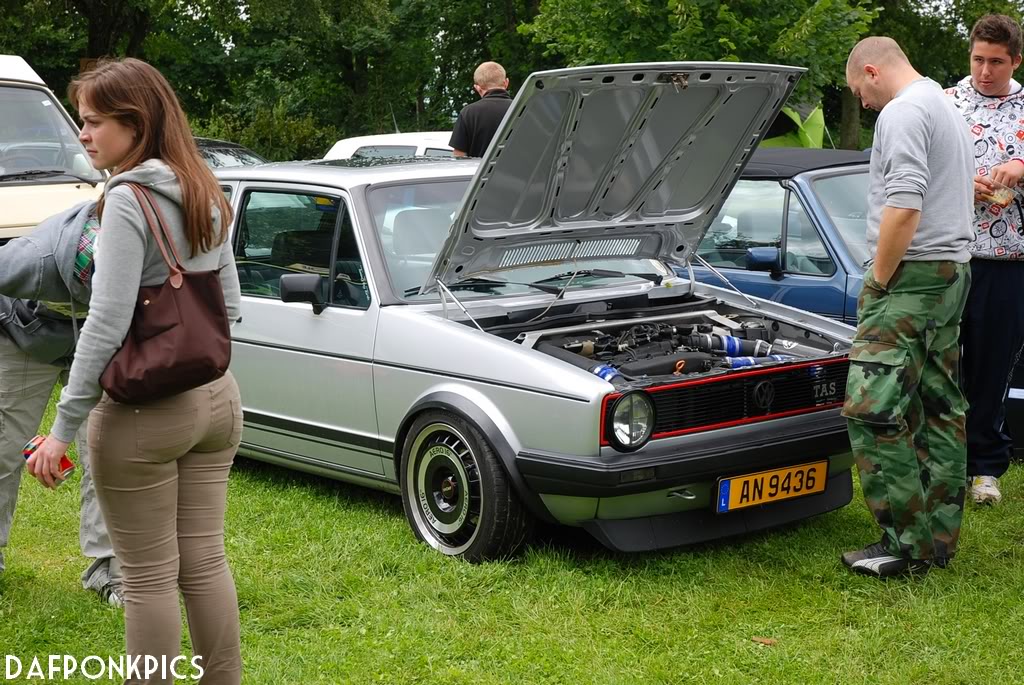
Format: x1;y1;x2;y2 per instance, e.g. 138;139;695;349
214;158;478;190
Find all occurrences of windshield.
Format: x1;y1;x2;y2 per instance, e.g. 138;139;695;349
0;85;103;183
199;146;266;168
368;179;666;300
812;171;869;268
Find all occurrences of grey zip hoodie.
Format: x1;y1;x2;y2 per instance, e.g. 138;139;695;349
51;159;241;443
0;201;95;365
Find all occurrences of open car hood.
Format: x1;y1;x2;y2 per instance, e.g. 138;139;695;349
423;62;803;293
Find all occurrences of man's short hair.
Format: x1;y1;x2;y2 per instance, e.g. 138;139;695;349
474;62;507;90
847;36;910;76
970;14;1022;57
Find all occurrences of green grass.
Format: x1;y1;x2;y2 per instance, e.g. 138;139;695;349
2;395;1023;684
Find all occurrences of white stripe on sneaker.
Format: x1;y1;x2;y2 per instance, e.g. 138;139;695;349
851;555;902;573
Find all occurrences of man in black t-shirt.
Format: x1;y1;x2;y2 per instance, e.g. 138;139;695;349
450;61;512;158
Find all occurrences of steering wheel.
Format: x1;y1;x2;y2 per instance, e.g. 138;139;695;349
0;153;48;171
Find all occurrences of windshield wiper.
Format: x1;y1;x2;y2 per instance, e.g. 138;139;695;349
0;169;100;187
404;276;561;297
531;268;663;286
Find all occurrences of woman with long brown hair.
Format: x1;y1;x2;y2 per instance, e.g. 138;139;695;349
27;58;243;684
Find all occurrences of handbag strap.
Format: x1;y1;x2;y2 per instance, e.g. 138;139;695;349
123;182;186;288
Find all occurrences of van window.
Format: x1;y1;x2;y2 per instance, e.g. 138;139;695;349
0;85;102;184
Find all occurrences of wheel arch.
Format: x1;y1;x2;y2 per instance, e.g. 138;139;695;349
395;391;555;523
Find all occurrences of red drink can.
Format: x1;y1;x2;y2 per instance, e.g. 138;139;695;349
22;435;75;486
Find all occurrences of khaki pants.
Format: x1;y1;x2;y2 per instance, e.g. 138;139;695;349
89;372;243;685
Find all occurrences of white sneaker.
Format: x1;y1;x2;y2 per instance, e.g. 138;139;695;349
970;476;1002;505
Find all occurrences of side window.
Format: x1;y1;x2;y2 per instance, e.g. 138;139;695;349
697;180;784;268
234;190;370;309
784;196;836;276
695;180;834;277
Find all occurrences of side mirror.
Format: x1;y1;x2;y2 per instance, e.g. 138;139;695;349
279;273;327;314
71;153;94;176
746;247;783;279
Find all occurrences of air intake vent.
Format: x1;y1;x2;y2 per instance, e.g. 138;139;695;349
498;238;642;268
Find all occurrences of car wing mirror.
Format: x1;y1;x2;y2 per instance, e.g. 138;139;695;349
746;247;783;280
279;273;327;314
71;153;93;176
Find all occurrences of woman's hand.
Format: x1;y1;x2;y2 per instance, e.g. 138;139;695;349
26;436;71;489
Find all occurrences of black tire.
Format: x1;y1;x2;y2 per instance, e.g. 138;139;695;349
400;410;533;562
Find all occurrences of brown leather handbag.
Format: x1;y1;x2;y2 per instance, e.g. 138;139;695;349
99;183;231;404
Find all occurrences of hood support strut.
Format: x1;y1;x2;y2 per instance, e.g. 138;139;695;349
436;279;485;332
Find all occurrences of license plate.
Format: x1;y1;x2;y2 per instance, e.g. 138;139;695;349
716;461;827;513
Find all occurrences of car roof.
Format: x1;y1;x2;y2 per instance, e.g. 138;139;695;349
741;147;869;180
0;55;45;85
332;132;451;147
194;137;248;150
213;156;478;188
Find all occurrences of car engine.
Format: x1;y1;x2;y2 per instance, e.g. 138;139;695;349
525;311;840;384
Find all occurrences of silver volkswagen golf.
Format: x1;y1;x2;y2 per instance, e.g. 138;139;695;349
216;62;857;561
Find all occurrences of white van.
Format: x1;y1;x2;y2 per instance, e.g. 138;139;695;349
323;132;453;160
0;55;103;244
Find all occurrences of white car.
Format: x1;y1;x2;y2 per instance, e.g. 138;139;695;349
323;132;453;160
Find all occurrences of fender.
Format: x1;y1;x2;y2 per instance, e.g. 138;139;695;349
396;391;555;523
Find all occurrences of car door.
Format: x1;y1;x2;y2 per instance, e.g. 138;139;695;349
229;182;384;477
690;179;847;319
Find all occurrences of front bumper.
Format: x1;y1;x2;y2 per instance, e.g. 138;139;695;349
583;468;852;552
516;409;850;498
514;410;854;552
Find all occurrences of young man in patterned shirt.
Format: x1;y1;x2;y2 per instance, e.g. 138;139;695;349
945;14;1024;506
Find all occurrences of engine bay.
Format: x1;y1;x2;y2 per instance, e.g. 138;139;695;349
521;308;845;385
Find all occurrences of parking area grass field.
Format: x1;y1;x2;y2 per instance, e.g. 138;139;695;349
2;395;1023;684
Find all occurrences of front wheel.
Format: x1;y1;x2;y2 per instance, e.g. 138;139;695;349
400;411;533;562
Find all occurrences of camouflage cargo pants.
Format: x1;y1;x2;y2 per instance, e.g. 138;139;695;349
842;261;970;561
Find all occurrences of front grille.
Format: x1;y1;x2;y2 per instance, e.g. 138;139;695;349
602;357;849;443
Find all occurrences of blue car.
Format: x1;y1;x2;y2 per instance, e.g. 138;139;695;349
686;147;1024;448
687;148;869;326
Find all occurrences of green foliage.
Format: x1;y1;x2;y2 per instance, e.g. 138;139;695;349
194;104;340;162
522;0;879;104
11;0;1024;160
0;0;86;100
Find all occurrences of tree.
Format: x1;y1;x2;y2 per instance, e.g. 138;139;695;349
0;0;86;92
521;0;878;107
67;0;170;58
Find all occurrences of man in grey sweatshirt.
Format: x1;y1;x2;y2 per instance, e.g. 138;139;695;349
840;37;975;579
0;203;122;605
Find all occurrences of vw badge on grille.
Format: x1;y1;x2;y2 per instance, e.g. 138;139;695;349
753;380;775;410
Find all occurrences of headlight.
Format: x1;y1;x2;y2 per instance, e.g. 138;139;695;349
610;391;655;451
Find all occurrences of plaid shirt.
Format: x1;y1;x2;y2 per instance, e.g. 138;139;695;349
73;213;100;285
